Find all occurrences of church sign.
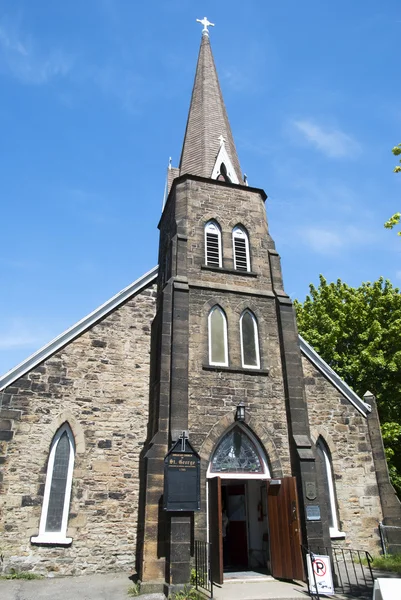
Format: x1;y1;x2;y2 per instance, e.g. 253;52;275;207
164;433;201;511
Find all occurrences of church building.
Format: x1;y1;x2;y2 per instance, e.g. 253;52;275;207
1;19;400;596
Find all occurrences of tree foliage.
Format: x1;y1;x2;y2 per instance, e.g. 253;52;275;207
295;276;401;496
393;143;401;174
384;144;401;235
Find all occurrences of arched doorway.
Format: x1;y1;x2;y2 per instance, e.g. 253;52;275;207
207;424;304;583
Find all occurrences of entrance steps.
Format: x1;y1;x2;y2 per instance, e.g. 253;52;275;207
212;576;309;600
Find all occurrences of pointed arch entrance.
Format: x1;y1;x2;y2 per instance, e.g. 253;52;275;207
206;424;304;584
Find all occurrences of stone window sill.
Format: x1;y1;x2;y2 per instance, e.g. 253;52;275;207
329;528;346;539
203;364;269;376
201;264;257;277
31;534;72;546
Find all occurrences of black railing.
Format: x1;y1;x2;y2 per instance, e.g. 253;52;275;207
194;540;213;598
303;545;374;598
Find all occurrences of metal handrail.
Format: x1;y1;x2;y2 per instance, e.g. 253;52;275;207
302;544;374;598
194;540;213;598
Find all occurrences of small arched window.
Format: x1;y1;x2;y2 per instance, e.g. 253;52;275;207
217;163;231;183
240;310;260;369
205;221;222;268
232;226;250;271
208;306;228;366
316;437;345;539
31;424;75;545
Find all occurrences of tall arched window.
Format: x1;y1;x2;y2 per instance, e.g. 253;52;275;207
205;221;222;268
316;437;345;539
240;310;260;369
31;424;75;545
208;306;228;366
232;226;250;271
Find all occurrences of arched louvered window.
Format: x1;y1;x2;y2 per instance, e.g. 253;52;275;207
232;226;250;271
31;424;75;545
240;310;260;369
205;221;222;267
316;437;345;539
208;306;228;366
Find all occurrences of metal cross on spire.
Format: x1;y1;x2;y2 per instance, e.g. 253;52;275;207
196;16;215;36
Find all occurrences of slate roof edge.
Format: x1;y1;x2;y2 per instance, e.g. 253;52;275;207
0;265;159;392
298;334;371;417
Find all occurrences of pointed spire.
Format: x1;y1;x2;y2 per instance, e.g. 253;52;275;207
179;24;242;183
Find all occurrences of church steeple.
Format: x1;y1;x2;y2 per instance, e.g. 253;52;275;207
179;20;243;183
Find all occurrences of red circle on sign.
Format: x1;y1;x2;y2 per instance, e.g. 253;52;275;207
313;559;326;577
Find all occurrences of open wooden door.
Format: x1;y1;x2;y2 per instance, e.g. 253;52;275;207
208;477;223;585
266;477;304;581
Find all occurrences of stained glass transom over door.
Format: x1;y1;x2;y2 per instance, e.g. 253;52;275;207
211;427;264;473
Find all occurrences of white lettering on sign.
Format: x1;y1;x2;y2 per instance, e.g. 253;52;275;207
306;554;334;595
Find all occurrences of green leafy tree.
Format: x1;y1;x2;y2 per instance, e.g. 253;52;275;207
295;276;401;496
384;143;401;235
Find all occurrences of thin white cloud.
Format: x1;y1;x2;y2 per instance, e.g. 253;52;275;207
0;319;51;350
292;119;361;158
0;14;142;113
302;227;344;254
301;225;373;256
0;17;73;84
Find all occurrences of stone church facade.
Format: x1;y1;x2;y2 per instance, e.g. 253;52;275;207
1;24;400;593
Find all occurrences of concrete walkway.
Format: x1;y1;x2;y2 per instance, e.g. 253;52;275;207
0;571;379;600
213;579;309;600
0;572;133;600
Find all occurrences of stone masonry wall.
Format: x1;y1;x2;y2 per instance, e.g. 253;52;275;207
302;355;382;553
0;283;157;576
188;289;292;477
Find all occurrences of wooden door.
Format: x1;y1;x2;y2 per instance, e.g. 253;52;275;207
266;477;304;581
208;477;223;584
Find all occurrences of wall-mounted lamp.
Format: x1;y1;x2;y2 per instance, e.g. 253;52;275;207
236;401;246;422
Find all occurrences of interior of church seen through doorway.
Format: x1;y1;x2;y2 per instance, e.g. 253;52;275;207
221;479;269;572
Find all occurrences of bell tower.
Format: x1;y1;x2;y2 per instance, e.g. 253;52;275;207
139;19;328;596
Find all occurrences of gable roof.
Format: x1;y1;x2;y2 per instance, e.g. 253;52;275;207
0;265;370;417
0;265;158;392
299;335;370;417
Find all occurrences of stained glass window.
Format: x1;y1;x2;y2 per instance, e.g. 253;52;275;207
240;311;260;368
211;427;264;473
209;306;228;365
45;431;71;532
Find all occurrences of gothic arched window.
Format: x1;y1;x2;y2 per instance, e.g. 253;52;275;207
217;163;231;183
240;310;260;369
31;424;75;545
316;437;345;539
210;425;269;476
205;220;222;268
208;306;228;366
232;226;250;271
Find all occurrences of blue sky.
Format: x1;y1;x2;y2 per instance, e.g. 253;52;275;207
1;1;400;375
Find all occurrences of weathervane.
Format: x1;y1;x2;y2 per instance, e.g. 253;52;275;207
196;16;215;35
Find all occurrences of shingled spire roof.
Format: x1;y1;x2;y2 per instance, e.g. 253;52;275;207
179;29;243;183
